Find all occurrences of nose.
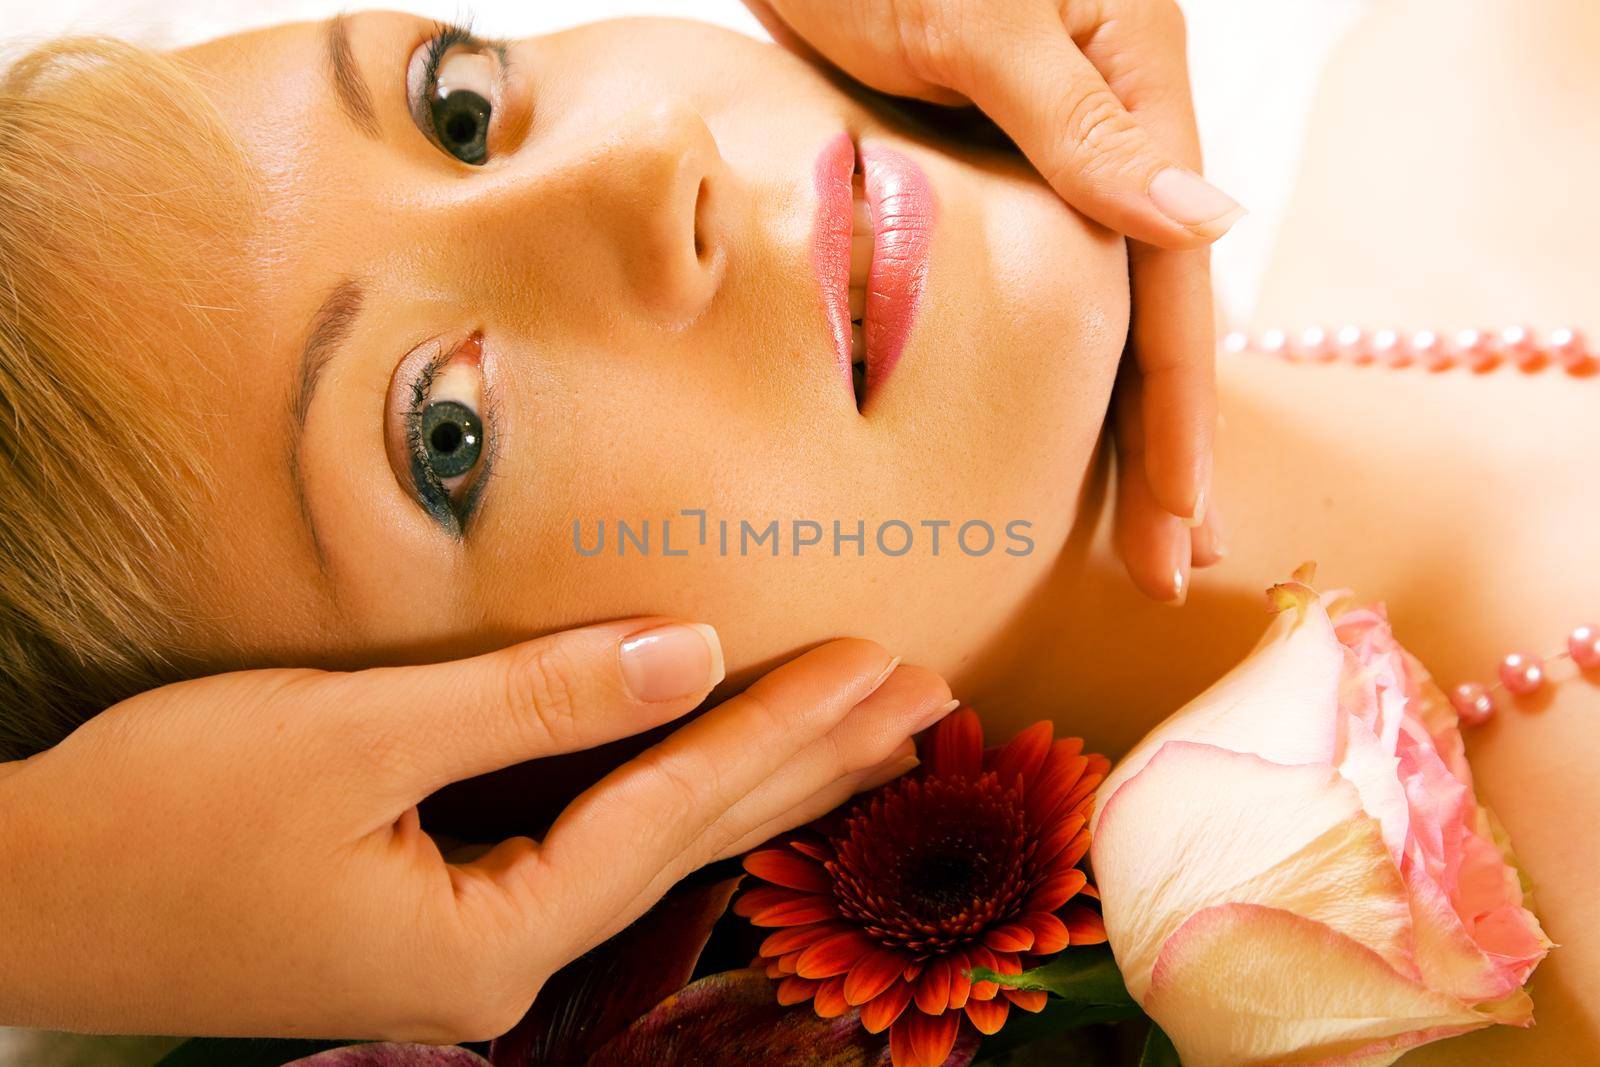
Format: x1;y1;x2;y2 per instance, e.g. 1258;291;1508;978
520;98;729;328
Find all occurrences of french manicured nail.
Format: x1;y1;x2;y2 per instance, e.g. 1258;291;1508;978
1195;501;1228;564
1149;167;1246;238
859;744;920;790
919;698;962;731
619;622;725;702
866;655;902;696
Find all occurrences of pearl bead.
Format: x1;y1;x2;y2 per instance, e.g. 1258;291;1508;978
1295;326;1336;362
1454;328;1500;372
1499;652;1546;696
1370;328;1408;366
1450;682;1497;727
1222;330;1251;355
1549;327;1592;373
1570;625;1600;671
1500;324;1545;371
1259;328;1290;357
1335;325;1371;363
1410;329;1454;371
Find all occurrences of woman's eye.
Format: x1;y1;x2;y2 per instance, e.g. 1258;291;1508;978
408;26;500;166
385;335;494;533
430;49;494;164
421;400;482;477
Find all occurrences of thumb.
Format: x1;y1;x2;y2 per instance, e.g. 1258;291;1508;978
939;6;1242;248
303;618;725;801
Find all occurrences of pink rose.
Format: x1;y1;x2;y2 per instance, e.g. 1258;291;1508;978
1090;568;1549;1067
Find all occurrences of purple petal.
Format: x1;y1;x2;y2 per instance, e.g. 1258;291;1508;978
489;871;742;1067
589;969;977;1067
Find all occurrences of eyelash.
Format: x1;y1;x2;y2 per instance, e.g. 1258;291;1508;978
420;19;478;99
403;338;501;535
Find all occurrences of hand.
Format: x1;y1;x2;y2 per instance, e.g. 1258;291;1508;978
0;619;952;1042
743;0;1234;600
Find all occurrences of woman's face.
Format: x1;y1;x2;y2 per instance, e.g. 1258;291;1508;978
176;11;1127;690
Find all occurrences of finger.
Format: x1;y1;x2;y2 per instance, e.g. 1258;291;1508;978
938;4;1242;248
1113;365;1190;603
711;741;920;862
1189;497;1227;569
742;0;970;105
1127;241;1217;522
306;618;725;801
513;640;929;956
687;665;951;863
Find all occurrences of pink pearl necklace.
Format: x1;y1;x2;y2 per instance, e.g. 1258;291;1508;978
1223;322;1596;727
1221;324;1595;375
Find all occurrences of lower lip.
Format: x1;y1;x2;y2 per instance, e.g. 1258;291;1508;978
812;132;936;406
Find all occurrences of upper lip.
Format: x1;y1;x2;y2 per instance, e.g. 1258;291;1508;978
811;132;935;410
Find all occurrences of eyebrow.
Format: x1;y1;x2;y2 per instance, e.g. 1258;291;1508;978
289;278;366;574
326;14;381;139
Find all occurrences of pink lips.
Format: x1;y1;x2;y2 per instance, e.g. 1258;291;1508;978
811;131;936;407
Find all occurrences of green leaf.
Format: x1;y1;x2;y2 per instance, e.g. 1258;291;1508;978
156;1039;348;1067
965;946;1139;1019
1137;1024;1180;1067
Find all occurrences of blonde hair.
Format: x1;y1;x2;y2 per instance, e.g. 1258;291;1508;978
0;35;252;758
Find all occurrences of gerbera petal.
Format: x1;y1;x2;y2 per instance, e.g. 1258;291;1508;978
731;885;796;918
1031;813;1088;869
982;922;1035;953
1021;911;1070;954
859;979;914;1034
1004;988;1048;1013
1061;904;1107;945
795;929;873;979
774;950;802;975
1027;754;1088;824
750;893;840;928
965;945;1000;1000
926;706;984;779
890;1009;962;1067
964;995;1010;1035
776;975;819;1006
811;975;849;1018
743;849;832;893
760;921;845;958
914;958;953;1014
1026;868;1088;913
989;721;1053;787
946;953;972;1010
844;947;909;1005
789;839;830;862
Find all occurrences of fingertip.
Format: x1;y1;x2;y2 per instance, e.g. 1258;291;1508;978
1148;167;1246;243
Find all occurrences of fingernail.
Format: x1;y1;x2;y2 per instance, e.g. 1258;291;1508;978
919;697;962;731
1149;167;1246;238
1197;501;1228;563
1184;483;1208;529
619;622;725;702
1168;559;1189;606
859;746;920;791
866;655;902;696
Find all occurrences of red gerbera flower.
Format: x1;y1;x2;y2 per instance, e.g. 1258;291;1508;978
735;707;1111;1067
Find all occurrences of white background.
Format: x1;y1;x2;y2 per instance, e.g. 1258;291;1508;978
0;0;1369;321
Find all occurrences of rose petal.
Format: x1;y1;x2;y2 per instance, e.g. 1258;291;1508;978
1092;596;1349;836
1142;904;1505;1067
1091;742;1408;1001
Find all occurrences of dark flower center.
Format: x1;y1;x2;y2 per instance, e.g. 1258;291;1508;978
826;770;1036;956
